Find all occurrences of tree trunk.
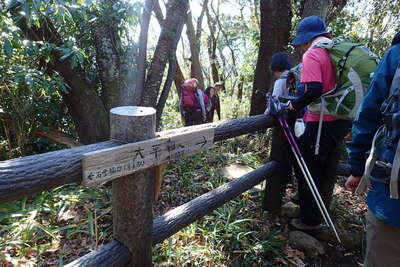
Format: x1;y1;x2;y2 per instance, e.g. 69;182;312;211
195;0;209;44
92;2;138;108
250;0;292;115
186;10;205;89
206;4;220;84
300;0;347;23
141;0;189;108
294;0;348;62
212;5;238;76
251;0;260;31
91;22;123;111
155;10;185;128
208;40;220;84
52;63;110;144
300;0;331;19
218;47;227;80
135;0;155;104
173;59;185;96
156;42;182;129
153;0;165;25
237;75;244;102
151;1;185;97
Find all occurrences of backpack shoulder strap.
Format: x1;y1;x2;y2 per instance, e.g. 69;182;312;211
310;42;332;50
278;71;289;80
389;61;400;96
388;61;400;199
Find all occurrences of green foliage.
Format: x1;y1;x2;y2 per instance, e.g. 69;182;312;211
0;0;143;158
153;198;289;266
159;91;184;130
0;32;74;158
329;0;400;57
0;183;112;265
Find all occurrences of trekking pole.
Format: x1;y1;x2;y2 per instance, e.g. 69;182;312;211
280;118;342;243
277;118;329;225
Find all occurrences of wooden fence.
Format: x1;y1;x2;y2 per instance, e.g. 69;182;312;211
0;106;351;266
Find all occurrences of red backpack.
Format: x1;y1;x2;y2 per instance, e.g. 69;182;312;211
181;85;197;111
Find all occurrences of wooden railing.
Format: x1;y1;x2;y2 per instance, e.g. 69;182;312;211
0;107;351;267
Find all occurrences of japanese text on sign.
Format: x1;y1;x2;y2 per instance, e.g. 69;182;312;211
82;127;214;186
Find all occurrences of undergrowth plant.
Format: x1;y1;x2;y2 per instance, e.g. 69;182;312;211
0;122;364;266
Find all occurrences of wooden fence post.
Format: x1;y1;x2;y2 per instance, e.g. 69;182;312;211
110;106;156;267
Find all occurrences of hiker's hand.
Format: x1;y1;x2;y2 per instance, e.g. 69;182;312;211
287;101;294;111
345;175;361;192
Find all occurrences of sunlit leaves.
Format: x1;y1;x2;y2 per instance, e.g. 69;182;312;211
3;40;13;57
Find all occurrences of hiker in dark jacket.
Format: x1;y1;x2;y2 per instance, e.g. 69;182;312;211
346;32;400;267
205;86;215;123
207;82;222;122
263;52;295;214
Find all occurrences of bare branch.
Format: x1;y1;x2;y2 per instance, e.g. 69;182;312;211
34;127;83;148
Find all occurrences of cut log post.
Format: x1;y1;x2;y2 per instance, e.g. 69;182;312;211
154;163;166;201
110;106;156;267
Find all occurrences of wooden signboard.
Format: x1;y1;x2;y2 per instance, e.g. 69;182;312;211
82;127;214;186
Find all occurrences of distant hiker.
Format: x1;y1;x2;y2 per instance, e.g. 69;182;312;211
263;52;298;214
180;78;207;126
346;32;400;266
205;86;215;123
282;16;376;230
207;82;222;122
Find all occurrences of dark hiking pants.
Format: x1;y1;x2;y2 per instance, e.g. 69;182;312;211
294;119;351;226
263;125;294;213
263;117;344;213
184;110;203;126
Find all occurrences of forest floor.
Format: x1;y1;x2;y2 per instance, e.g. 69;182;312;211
0;131;366;266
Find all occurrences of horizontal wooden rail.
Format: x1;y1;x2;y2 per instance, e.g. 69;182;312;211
64;240;131;267
0;114;275;204
66;161;278;266
152;161;278;244
65;161;352;266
